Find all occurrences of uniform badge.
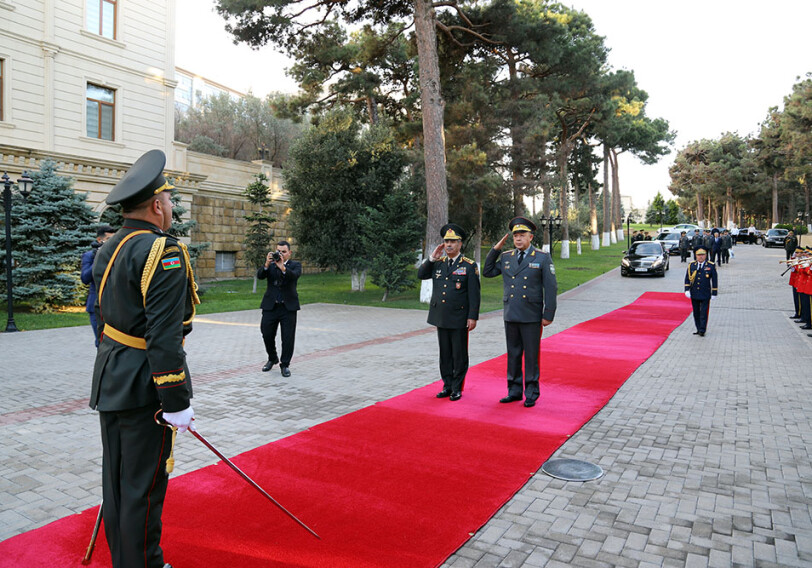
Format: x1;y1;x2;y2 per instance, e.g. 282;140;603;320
529;262;540;268
453;267;466;275
550;264;556;275
161;257;181;270
455;282;461;289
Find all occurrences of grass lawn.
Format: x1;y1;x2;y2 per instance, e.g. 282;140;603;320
4;237;635;331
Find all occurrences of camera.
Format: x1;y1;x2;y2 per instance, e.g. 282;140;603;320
270;250;282;262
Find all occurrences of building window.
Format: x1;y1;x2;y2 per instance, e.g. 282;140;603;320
86;83;115;140
175;73;193;111
215;251;236;273
87;0;117;39
0;59;4;121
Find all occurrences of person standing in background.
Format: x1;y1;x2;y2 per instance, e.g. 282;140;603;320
81;225;116;347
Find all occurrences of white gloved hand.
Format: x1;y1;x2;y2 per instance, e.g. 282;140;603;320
711;295;716;301
684;291;690;299
163;406;195;433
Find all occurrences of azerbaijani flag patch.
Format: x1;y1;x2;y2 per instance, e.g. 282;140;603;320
161;256;181;270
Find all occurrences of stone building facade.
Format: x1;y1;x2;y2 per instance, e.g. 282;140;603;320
1;0;292;281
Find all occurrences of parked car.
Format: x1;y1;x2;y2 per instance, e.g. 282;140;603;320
737;228;764;245
763;228;789;248
621;241;670;277
661;223;700;234
654;231;682;255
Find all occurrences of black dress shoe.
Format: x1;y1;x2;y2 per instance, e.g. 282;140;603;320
499;395;522;403
280;366;291;377
523;400;536;408
801;325;812;330
450;392;462;401
436;390;451;398
698;332;705;336
262;360;277;372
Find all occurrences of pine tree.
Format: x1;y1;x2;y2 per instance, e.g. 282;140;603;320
3;160;97;311
242;173;276;293
359;187;422;301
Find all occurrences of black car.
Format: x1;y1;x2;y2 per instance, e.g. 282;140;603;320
763;228;789;248
621;241;670;277
654;232;682;256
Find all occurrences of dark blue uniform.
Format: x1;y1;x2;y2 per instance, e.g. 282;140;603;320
418;254;480;395
684;259;718;335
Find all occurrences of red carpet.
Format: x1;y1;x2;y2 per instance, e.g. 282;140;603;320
0;292;691;567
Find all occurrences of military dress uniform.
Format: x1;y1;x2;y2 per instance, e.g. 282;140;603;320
90;150;199;568
684;249;717;336
483;217;557;406
417;223;480;399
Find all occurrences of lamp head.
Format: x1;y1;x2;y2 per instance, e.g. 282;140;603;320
17;172;34;199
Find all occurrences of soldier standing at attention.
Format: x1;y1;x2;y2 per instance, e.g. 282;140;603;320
684;248;717;337
483;217;557;408
91;150;199;568
678;231;690;263
417;223;480;401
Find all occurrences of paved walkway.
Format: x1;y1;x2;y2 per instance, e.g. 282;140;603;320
1;243;811;567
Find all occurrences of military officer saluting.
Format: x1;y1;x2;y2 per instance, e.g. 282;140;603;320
684;247;718;337
418;223;481;401
483;217;557;407
90;150;200;568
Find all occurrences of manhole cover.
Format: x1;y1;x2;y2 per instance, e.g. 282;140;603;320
541;458;603;481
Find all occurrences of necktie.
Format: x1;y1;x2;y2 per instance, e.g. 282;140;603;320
518;251;525;265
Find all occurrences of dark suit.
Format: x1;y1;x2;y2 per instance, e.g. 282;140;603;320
483;246;557;403
81;242;102;346
258;259;302;367
418;254;480;393
90;219;196;568
684;260;718;334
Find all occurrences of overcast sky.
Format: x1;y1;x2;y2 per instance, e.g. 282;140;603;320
175;0;812;209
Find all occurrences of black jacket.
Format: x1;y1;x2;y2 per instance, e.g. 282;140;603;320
258;260;302;311
417;255;480;328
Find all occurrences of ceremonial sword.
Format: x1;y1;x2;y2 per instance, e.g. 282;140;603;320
155;412;320;540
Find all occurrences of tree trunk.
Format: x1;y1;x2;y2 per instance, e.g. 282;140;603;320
696;192;704;227
608;149;619;243
602;145;610;246
589;180;599;250
558;149;570;259
772;173;779;225
474;200;483;268
252;275;258;294
414;0;448;303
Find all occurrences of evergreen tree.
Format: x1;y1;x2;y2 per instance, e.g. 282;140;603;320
242;173;276;293
359;187;423;301
3;160;97;311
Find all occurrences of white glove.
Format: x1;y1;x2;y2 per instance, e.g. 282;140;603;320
684;291;690;299
711;295;716;301
163;406;195;433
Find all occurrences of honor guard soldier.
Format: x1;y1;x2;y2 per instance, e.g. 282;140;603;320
483;217;557;407
684;247;717;336
418;223;480;401
90;150;200;568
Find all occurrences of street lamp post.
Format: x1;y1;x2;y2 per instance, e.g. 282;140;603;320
3;171;34;333
539;215;562;255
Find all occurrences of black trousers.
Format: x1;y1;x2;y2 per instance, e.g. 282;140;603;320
504;321;542;402
261;304;297;366
680;249;689;262
800;292;812;325
712;250;722;264
100;405;172;568
793;287;800;317
691;298;711;333
436;327;469;393
721;249;730;264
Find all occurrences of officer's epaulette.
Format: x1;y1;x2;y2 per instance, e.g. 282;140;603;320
707;261;715;265
439;255;448;261
462;256;475;264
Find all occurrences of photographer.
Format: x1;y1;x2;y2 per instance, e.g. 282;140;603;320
81;225;116;347
257;241;302;377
